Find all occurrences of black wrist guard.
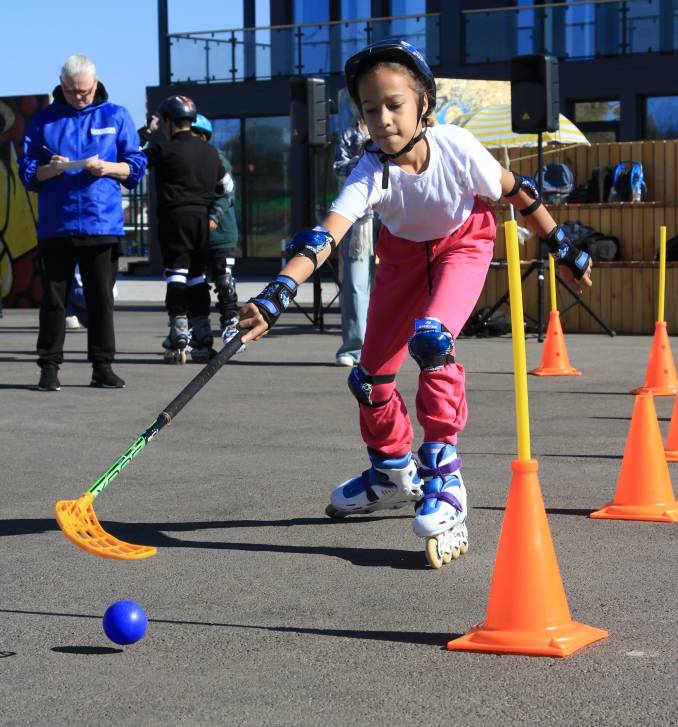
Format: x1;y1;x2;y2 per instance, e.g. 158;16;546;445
249;275;298;328
545;226;591;280
285;227;337;271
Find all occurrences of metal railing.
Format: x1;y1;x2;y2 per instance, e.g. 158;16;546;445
168;13;440;84
463;0;671;64
121;178;149;257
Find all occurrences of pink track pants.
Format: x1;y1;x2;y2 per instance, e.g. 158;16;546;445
358;198;496;457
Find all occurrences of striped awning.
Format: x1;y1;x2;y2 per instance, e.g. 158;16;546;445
451;104;590;148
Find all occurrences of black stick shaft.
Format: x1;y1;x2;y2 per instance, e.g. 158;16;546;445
162;332;245;421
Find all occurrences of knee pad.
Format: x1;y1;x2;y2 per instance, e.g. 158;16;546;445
408;317;455;372
214;268;236;297
347;367;396;407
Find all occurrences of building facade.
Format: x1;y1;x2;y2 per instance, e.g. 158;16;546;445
147;0;678;271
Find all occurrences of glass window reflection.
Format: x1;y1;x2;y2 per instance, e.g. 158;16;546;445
245;117;291;257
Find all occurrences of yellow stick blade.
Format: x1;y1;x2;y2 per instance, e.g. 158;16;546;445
55;493;157;560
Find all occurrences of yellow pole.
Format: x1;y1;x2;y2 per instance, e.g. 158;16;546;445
548;254;557;313
505;220;531;461
658;225;667;323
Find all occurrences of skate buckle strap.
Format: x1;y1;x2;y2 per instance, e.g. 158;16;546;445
420;490;463;513
418;457;461;479
362;468;395;503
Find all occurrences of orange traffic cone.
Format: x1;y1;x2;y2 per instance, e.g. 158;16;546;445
529;311;581;376
591;393;678;521
665;395;678;462
448;459;608;657
631;321;678;396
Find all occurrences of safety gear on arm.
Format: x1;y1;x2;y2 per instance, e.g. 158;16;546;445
249;275;298;328
285;226;337;271
545;226;591;280
504;172;542;217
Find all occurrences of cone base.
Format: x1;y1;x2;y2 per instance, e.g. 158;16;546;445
529;366;582;377
664;449;678;462
630;386;678;396
447;621;608;658
590;501;678;522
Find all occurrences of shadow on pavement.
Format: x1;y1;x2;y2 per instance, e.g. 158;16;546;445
0;515;423;570
1;608;453;647
52;645;122;655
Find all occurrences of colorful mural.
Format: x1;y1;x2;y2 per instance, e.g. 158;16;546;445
0;95;49;307
337;78;511;129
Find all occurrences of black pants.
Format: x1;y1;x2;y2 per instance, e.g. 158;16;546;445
37;241;116;367
159;207;210;317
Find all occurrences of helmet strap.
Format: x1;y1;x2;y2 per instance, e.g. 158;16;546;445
378;119;427;190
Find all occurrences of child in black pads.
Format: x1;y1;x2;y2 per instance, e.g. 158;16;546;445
144;95;225;364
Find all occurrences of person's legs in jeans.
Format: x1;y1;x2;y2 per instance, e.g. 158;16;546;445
336;216;374;365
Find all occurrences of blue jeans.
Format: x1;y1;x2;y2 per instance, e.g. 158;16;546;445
336;219;375;362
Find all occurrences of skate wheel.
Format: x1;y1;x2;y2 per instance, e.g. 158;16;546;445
178;350;187;365
459;541;469;555
442;549;453;565
325;504;346;519
449;545;461;560
425;537;444;570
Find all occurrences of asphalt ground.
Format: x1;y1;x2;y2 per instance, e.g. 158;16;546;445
1;304;677;726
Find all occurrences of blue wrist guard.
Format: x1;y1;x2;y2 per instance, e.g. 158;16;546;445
286;226;337;270
545;226;591;280
249;275;298;328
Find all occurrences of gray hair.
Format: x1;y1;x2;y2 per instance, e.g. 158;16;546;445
60;55;97;83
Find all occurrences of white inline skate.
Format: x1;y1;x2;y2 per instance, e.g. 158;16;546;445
162;314;190;364
326;450;424;518
412;442;468;569
188;315;217;363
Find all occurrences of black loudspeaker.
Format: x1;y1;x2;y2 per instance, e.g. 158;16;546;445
290;76;328;146
511;54;559;134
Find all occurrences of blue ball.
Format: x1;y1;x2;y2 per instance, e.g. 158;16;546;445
103;600;148;645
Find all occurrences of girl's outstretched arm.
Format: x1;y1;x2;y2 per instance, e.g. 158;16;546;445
500;167;593;292
239;212;354;342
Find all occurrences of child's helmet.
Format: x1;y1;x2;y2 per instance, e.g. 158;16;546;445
344;39;436;116
157;95;197;121
192;113;213;138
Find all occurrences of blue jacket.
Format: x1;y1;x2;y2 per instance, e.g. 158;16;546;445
19;83;147;241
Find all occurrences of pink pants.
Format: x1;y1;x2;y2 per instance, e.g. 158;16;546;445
359;198;496;457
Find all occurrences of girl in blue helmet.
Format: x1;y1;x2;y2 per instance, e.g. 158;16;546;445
238;39;592;568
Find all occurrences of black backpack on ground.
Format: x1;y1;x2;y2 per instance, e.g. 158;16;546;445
561;219;619;261
461;307;513;337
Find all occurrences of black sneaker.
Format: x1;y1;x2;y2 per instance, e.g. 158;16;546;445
37;366;61;391
90;363;125;389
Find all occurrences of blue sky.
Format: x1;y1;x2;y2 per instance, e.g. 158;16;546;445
0;0;247;127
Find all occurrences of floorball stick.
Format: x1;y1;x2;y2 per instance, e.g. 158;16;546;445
55;331;245;560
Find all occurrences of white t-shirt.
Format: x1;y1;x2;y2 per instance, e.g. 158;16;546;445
329;124;503;242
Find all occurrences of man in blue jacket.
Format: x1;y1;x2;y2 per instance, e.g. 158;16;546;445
20;54;146;391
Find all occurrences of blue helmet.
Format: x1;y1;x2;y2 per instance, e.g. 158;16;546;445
344;39;436;116
192;113;213;137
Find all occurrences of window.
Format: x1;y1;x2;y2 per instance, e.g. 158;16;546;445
294;0;331;74
211;119;242;256
573;100;620;142
645;96;678;140
244;117;291;257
